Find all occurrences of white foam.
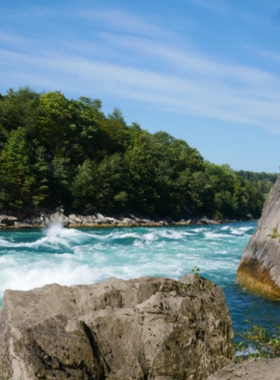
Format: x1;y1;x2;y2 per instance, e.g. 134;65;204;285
143;232;157;241
204;232;231;239
0;259;101;297
235;345;260;357
221;226;231;231
0;222;255;307
159;230;185;239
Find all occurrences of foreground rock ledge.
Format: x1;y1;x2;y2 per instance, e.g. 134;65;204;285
237;176;280;299
207;357;280;380
0;275;233;380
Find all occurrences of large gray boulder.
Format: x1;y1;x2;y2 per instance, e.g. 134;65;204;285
0;275;233;380
237;176;280;299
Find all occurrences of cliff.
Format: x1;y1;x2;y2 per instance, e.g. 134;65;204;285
0;275;234;380
237;175;280;299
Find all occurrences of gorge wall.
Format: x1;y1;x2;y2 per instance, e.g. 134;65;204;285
0;274;234;380
237;175;280;299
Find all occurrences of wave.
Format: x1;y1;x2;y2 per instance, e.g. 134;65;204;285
0;221;256;302
204;231;232;239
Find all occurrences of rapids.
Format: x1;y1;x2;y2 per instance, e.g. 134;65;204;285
1;221;280;336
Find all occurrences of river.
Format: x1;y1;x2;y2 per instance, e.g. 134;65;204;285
1;221;280;340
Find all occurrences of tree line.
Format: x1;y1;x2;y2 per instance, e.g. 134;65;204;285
0;87;274;220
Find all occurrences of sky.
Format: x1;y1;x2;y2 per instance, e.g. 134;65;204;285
1;0;280;173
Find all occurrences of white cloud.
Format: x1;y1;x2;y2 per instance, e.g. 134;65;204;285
251;47;280;65
79;8;170;39
1;41;280;133
1;7;280;134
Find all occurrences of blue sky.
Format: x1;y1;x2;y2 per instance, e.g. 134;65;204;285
1;0;280;172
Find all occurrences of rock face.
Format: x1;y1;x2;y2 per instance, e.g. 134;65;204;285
237;176;280;299
207;357;280;380
0;275;233;380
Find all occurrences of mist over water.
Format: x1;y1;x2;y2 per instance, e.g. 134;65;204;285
1;221;280;334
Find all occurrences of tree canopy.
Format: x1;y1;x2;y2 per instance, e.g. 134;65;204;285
0;87;272;219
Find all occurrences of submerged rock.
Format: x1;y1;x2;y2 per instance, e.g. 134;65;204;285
0;275;233;380
237;176;280;299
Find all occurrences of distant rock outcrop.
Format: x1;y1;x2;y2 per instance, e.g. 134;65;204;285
0;275;233;380
0;209;228;228
237;175;280;299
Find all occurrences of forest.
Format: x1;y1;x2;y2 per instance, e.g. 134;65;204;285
0;87;277;220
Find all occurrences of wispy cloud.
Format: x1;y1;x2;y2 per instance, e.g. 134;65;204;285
186;0;230;14
1;6;280;134
252;47;280;65
79;9;170;39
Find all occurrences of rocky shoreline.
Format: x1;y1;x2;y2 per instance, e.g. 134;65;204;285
0;209;252;229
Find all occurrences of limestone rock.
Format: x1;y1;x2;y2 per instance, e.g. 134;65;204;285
119;217;135;226
49;212;70;227
0;215;17;226
14;222;32;228
106;217;119;225
0;275;233;380
237;176;280;299
207;357;280;380
68;214;83;223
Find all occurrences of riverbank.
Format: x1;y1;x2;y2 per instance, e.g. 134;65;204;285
0;209;253;229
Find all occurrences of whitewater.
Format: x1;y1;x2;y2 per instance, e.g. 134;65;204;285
1;221;280;336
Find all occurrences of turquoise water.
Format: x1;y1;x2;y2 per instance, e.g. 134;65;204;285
1;221;280;336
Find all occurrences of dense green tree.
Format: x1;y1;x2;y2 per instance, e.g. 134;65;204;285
0;87;269;219
0;127;48;209
95;153;129;212
235;170;278;199
71;160;96;212
0;87;40;147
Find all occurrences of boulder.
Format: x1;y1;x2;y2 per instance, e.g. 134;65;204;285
106;217;120;225
49;212;70;227
207;357;280;380
237;176;280;299
0;275;233;380
81;215;95;224
119;217;135;226
68;214;83;224
13;222;32;228
0;215;17;226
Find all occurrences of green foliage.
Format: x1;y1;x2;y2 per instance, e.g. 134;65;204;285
0;127;48;208
71;160;96;212
235;321;280;361
235;170;278;199
191;266;201;279
268;227;280;242
0;87;268;218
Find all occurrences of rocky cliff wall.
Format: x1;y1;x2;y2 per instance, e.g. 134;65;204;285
237;175;280;299
0;275;233;380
